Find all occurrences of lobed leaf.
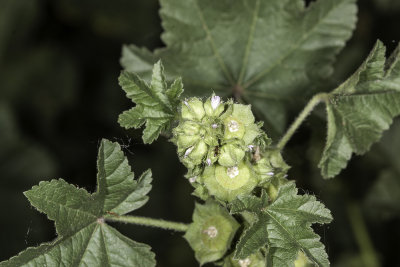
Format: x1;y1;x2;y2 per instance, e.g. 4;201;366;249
121;0;357;136
0;139;156;267
231;182;332;267
118;60;184;144
319;40;400;178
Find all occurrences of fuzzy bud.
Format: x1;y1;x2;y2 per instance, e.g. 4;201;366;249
218;142;246;167
181;98;205;121
184;201;239;265
204;94;225;117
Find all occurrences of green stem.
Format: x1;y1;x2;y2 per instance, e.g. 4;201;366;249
347;202;380;267
106;215;189;232
276;93;329;150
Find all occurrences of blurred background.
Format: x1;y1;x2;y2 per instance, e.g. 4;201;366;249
0;0;399;266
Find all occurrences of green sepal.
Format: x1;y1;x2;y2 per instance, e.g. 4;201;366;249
218;140;246;167
174;121;202;148
223;104;262;145
184;201;240;265
223;251;266;267
204;94;225;117
203;161;258;202
181;140;208;169
182;97;206;121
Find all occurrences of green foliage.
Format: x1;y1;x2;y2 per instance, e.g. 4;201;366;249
3;0;400;266
231;182;332;266
121;0;357;135
319;41;400;178
0;139;155;267
118;60;183;144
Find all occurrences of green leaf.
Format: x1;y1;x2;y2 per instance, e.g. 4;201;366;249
121;0;357;135
231;182;332;267
118;60;184;144
319;40;400;178
0;139;156;267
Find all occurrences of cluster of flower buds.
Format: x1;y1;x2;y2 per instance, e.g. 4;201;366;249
172;94;289;203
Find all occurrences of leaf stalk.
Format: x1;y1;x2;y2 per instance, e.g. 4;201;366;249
276;93;329;150
106;215;189;232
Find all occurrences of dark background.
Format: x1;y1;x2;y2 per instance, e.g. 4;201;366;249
0;0;399;266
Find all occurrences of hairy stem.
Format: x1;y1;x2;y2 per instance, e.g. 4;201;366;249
276;93;329;150
347;203;380;267
106;215;189;232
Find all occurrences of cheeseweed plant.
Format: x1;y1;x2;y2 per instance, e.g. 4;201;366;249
1;0;400;266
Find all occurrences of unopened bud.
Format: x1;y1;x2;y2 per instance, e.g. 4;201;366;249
184;146;194;158
181;98;205;121
204;94;225;117
218;142;245;167
211;95;221;110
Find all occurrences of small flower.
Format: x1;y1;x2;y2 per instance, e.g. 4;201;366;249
224;252;266;267
184;146;194;158
206;158;212;166
227;166;239;178
189;176;197;183
238;258;251;267
228;120;240;132
203;226;218;238
211;95;221;110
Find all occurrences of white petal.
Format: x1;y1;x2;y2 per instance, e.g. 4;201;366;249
211;95;221;110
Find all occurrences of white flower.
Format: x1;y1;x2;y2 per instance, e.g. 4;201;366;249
228;120;240;132
211;95;221;110
227;166;239;178
189;176;197;183
184;146;194;158
203;226;218;238
238;258;251;267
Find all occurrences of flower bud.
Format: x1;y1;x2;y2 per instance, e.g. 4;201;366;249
176;135;199;150
204;94;225;117
181;98;205;121
218;141;246;167
224;116;246;140
184;201;239;265
174;121;202;148
181;140;208;168
202;161;257;202
253;158;274;184
223;252;266;267
222;104;262;145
